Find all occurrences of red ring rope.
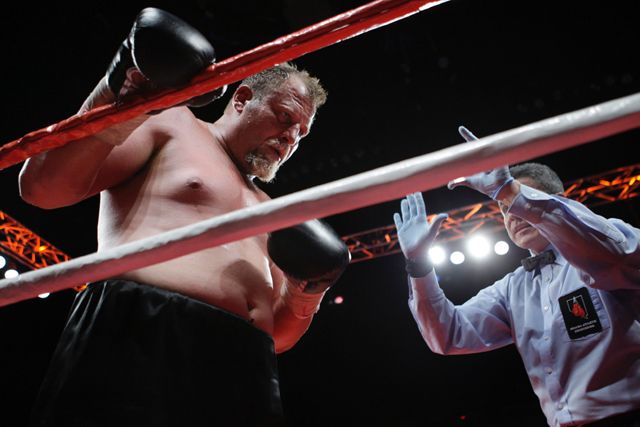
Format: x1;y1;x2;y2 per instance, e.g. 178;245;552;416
0;0;447;170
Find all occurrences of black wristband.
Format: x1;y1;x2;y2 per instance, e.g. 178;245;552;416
405;258;433;278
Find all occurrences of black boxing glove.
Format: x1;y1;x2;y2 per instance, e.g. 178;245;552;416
268;219;351;319
106;7;226;107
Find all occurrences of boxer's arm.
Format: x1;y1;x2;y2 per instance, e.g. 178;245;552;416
268;220;351;353
19;95;156;209
271;266;314;353
20;8;222;209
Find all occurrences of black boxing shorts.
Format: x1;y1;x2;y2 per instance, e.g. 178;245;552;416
29;279;284;427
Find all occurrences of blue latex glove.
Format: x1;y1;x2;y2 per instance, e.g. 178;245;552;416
447;126;514;200
393;192;448;261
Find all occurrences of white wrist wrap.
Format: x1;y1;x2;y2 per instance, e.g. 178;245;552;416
281;281;326;319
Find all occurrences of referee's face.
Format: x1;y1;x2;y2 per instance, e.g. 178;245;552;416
502;177;550;254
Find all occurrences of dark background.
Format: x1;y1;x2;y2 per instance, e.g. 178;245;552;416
0;1;638;426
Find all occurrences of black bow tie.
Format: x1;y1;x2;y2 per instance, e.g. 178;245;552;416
521;250;556;272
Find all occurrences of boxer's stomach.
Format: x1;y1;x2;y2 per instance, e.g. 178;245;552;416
103;237;277;336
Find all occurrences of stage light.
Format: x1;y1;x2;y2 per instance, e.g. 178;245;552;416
38;293;50;299
4;269;19;279
467;235;491;259
0;255;6;269
428;246;446;265
333;295;344;305
494;240;510;255
450;251;465;265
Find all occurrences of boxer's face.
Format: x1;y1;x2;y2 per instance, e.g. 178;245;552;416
501;177;550;254
231;75;315;182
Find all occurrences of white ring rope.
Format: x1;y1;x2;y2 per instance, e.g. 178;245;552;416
1;92;639;307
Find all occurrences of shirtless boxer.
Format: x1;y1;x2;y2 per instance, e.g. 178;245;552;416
19;8;349;427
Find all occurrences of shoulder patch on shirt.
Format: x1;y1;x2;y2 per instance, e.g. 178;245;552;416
558;287;603;339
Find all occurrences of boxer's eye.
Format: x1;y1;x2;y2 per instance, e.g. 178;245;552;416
278;111;292;124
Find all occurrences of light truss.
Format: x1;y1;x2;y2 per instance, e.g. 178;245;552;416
0;211;70;270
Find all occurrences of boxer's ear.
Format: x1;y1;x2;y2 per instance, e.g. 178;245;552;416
233;85;254;112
